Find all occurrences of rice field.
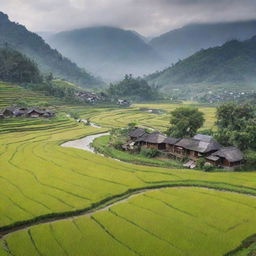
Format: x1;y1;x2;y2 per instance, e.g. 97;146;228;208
80;103;216;132
2;188;256;256
0;82;256;255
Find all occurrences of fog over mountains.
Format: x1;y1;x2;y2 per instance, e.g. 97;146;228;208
1;9;256;86
47;26;164;81
0;12;103;88
45;20;256;81
150;20;256;64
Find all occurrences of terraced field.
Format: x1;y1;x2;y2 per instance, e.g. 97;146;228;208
80;103;216;132
0;82;256;255
0;83;61;108
2;187;256;256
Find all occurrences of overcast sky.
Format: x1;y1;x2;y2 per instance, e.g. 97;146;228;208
1;0;256;36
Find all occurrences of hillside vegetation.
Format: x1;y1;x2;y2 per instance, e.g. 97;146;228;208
0;47;42;83
108;75;160;101
147;36;256;90
0;12;102;88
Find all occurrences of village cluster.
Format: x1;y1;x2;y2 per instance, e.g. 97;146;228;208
199;90;256;103
125;127;244;169
0;106;55;119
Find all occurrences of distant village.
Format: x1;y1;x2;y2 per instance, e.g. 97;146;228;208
125;127;244;170
0;107;55;119
74;90;131;106
199;90;256;103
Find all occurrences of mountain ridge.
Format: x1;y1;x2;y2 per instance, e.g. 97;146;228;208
48;26;165;81
150;20;256;63
0;12;103;88
147;36;256;91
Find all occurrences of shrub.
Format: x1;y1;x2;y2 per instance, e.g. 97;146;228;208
38;101;50;107
128;122;137;128
111;140;124;150
245;150;256;166
69;111;80;119
196;158;206;169
203;164;214;172
140;147;159;158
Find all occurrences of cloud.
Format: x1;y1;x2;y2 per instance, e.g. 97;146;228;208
1;0;256;36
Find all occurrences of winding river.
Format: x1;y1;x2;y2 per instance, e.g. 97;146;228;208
61;132;110;153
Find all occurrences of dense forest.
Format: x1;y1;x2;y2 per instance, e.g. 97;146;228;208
147;36;256;90
0;47;42;83
0;12;103;88
108;75;160;101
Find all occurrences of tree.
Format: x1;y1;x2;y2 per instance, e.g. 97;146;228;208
166;107;205;138
108;75;160;101
215;103;256;150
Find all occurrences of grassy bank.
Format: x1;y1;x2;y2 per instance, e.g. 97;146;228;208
93;135;183;169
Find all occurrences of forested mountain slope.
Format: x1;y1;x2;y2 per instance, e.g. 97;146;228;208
147;36;256;90
0;12;103;88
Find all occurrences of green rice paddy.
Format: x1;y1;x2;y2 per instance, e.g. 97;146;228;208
0;82;256;255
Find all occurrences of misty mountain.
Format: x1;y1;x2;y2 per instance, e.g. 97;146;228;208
48;26;164;81
150;20;256;64
0;12;103;88
147;36;256;90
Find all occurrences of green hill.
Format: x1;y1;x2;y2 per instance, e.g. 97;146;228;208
0;47;42;83
147;36;256;91
48;26;164;81
0;12;103;88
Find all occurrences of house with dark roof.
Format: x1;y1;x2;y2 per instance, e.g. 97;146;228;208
164;137;180;153
173;135;221;159
1;107;16;117
0;107;55;119
136;132;167;150
128;128;148;141
125;129;244;169
206;147;244;168
26;109;44;118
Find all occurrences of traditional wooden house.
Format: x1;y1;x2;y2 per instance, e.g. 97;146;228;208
128;128;148;141
173;135;221;159
164;137;180;153
136;132;167;150
0;107;55;119
207;147;244;168
13;108;27;117
1;107;16;117
42;110;55;118
26;109;44;118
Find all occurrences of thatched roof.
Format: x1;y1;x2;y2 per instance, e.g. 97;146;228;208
164;137;180;145
193;134;213;143
137;132;167;144
128;128;147;138
27;108;44;114
175;137;221;153
212;147;243;162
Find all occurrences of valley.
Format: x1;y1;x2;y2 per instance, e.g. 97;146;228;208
0;82;256;255
0;5;256;255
